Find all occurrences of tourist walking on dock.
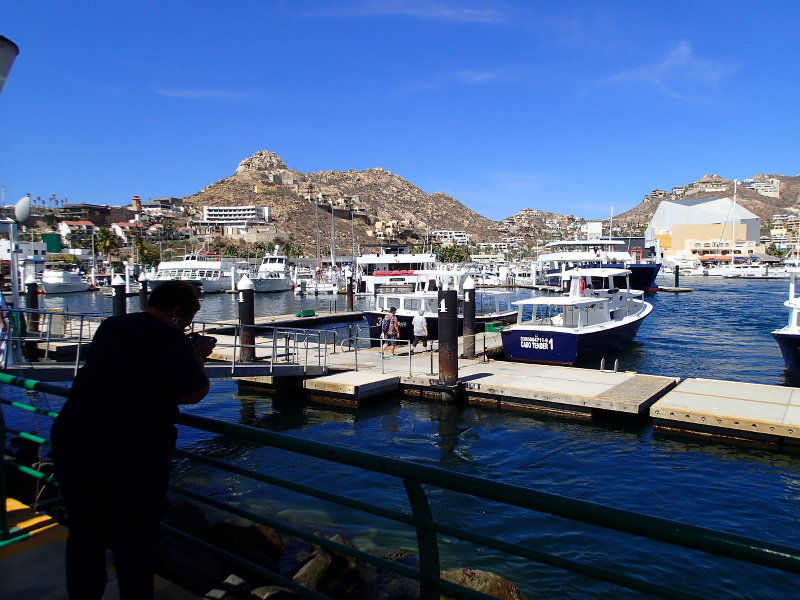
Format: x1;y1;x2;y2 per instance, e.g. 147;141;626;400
381;306;400;356
51;280;215;600
411;309;428;354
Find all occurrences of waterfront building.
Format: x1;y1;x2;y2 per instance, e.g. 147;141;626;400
645;197;764;262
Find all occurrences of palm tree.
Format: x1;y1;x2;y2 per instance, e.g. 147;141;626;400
133;235;146;265
94;227;118;267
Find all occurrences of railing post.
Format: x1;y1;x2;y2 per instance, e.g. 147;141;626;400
403;480;441;600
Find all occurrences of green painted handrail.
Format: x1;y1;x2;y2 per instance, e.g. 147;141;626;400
2;373;800;600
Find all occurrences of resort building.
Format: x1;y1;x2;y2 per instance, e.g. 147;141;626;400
191;205;271;236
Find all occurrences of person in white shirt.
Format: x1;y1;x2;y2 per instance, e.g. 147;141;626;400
411;309;428;354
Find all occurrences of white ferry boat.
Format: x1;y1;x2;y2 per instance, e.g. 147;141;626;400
356;245;438;294
362;270;517;344
147;253;235;293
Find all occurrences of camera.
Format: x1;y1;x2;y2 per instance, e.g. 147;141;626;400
188;333;216;347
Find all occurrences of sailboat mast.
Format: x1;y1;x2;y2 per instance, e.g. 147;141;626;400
315;191;321;269
330;199;336;268
732;180;738;264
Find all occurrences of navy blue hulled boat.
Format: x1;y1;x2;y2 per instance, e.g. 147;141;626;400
501;268;653;365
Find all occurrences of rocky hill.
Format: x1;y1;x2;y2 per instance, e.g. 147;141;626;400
181;151;500;253
612;173;800;225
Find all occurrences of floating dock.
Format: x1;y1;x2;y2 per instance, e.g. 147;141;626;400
651;378;800;446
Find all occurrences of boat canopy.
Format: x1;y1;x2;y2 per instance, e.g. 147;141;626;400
557;267;632;279
544;240;627;248
512;296;609;308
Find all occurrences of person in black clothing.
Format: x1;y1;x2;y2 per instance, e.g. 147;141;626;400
51;280;215;600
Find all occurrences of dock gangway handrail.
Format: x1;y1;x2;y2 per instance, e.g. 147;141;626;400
0;308;336;378
3;373;800;598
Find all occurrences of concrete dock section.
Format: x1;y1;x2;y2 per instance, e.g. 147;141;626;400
651;378;800;445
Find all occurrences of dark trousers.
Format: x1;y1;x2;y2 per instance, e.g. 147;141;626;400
54;436;172;600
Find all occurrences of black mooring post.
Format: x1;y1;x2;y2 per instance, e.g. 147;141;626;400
674;266;680;288
462;276;476;359
112;275;127;316
238;275;255;362
437;289;459;402
138;272;149;312
24;274;39;333
347;275;354;312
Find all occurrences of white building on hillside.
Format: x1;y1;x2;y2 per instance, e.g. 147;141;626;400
192;205;271;236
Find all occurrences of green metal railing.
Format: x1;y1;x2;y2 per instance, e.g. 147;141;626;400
3;372;800;600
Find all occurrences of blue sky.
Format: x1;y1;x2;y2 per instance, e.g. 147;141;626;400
2;1;799;221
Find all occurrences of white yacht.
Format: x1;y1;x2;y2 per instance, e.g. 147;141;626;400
534;239;661;291
147;253;235;293
40;267;90;294
252;252;292;293
293;267;340;295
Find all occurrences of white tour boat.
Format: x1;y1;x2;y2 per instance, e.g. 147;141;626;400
356;245;438;294
147;253;235;293
362;271;517;344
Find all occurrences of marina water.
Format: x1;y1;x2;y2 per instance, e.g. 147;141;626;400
4;274;800;598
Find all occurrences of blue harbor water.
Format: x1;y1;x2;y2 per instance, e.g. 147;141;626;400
4;274;800;598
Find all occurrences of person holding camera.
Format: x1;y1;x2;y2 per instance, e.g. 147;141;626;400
51;280;215;600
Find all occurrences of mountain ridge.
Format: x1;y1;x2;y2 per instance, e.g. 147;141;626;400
181;151;800;249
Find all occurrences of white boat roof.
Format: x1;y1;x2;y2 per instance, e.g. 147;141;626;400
512;296;609;307
544;239;627;248
558;267;631;278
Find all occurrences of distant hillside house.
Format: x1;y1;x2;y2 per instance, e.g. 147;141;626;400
771;214;799;251
192;205;271;237
143;197;181;212
742;177;780;198
645;197;764;262
111;222;146;242
59;203;111;226
431;230;469;247
58;220;97;245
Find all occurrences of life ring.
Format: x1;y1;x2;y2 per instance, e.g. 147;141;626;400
578;279;586;294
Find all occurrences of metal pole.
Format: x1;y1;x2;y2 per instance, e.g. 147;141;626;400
462;276;475;359
238;274;255;362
